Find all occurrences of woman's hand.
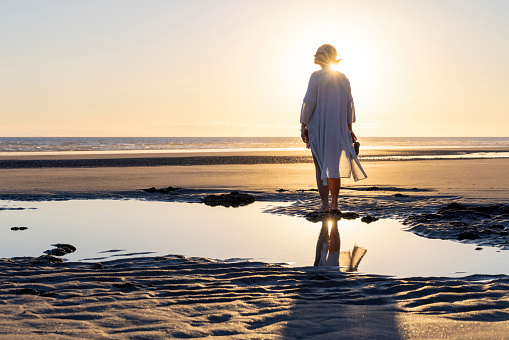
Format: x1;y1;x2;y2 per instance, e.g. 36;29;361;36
350;130;357;142
301;129;309;144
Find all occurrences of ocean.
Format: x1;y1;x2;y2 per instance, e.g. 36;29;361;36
0;137;508;160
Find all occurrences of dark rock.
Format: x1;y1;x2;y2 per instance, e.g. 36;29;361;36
361;215;379;224
203;191;255;207
44;248;67;256
296;189;319;192
439;202;466;212
33;255;63;264
276;189;287;192
457;231;480;241
62;246;74;253
52;244;76;253
340;212;360;220
305;211;330;222
305;211;322;218
44;244;77;256
15;288;41;295
393;193;408;198
264;263;282;268
475;247;483;251
305;210;359;222
10;227;19;231
470;204;505;214
366;186;381;191
143;186;181;194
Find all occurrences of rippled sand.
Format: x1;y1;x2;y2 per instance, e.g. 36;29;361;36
1;256;508;339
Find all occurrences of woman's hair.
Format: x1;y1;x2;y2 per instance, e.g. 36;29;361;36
315;44;342;66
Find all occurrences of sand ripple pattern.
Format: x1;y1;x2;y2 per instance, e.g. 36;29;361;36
1;256;508;339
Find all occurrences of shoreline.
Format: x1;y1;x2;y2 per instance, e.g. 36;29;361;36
0;147;507;163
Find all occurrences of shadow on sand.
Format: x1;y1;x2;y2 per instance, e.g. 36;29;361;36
279;214;401;339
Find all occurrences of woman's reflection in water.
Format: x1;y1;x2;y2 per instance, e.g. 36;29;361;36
314;216;367;272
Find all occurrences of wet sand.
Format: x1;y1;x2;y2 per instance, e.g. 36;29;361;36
1;151;508;338
1;256;508;339
0;151;507;202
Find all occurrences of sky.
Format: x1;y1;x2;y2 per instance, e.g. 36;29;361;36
1;0;508;137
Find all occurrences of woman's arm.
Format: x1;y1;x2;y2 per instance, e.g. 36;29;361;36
349;123;357;142
345;77;356;142
346;78;356;125
300;73;318;145
300;73;319;125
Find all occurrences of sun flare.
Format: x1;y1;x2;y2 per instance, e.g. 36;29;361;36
280;19;381;106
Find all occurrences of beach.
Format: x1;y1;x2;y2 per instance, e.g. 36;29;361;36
0;150;508;200
1;150;509;339
4;0;509;336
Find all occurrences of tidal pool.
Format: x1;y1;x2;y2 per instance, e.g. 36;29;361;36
1;199;508;278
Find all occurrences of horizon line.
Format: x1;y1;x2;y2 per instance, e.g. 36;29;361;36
1;136;508;138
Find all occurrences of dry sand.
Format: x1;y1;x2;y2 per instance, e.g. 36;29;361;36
1;151;508;339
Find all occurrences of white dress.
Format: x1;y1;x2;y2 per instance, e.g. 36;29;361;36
300;68;367;183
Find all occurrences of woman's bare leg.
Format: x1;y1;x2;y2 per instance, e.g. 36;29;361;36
312;154;329;212
327;178;341;211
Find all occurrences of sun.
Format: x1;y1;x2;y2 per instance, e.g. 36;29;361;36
273;15;383;121
330;63;340;71
331;42;377;87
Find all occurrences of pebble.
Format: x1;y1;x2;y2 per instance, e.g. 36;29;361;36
361;215;379;224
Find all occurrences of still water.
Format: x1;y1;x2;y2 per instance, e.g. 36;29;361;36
1;200;508;278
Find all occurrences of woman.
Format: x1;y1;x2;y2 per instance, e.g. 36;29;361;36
300;44;367;213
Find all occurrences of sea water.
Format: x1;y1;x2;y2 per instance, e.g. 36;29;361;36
0;137;508;151
0;137;508;160
1;199;508;278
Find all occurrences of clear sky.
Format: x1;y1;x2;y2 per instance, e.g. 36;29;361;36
1;0;508;137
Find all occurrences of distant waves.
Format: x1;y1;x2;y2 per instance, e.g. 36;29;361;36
0;137;508;153
0;151;508;169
